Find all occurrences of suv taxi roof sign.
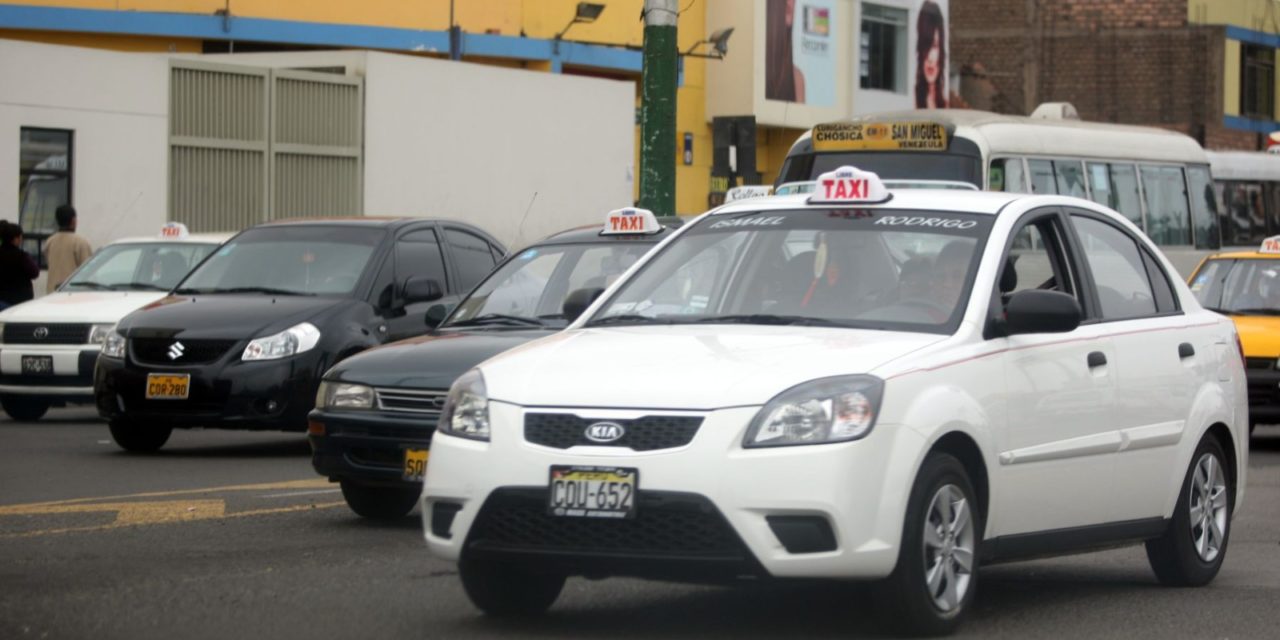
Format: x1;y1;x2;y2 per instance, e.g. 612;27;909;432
1261;235;1280;254
808;166;891;205
159;222;190;239
603;207;662;235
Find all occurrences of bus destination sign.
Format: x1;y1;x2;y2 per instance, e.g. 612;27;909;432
812;122;948;152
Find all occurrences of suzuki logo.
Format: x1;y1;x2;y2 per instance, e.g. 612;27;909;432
584;421;626;443
167;342;186;360
33;327;49;340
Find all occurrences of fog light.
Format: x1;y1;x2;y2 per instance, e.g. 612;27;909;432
307;420;325;436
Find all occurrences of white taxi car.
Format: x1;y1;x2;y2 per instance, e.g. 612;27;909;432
422;168;1247;635
0;223;229;421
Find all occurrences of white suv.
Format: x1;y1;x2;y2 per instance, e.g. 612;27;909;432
421;167;1246;635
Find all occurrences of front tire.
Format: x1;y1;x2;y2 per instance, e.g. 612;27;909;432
459;557;565;618
1;396;50;421
1145;434;1233;587
878;453;981;637
108;419;172;452
339;480;419;520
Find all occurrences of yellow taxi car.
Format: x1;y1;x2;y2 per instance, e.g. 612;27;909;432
1188;236;1280;433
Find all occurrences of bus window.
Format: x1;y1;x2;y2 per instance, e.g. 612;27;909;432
1186;166;1220;249
1141;165;1191;245
1087;163;1112;208
990;158;1027;192
1053;160;1087;198
1220;182;1264;245
1109;164;1144;227
1028;159;1057;195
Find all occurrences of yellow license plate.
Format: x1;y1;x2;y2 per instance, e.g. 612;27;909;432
145;374;190;400
403;449;429;481
548;466;638;519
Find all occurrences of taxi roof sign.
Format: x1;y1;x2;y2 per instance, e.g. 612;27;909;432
603;207;662;235
808;166;891;205
1261;235;1280;254
159;222;190;239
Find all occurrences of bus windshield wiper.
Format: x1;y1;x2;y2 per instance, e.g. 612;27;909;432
694;314;850;327
447;313;545;328
587;314;678;327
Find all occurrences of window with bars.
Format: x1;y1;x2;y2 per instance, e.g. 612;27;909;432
860;4;907;92
1241;44;1275;120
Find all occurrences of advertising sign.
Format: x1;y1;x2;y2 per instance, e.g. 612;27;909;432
765;0;837;107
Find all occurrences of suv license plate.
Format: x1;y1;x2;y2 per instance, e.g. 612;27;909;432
548;466;637;519
403;449;428;481
21;355;53;375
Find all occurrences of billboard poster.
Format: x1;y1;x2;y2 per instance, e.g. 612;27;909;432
765;0;837;107
913;0;949;109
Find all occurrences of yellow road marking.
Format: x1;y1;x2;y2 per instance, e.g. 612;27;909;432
1;501;346;539
0;477;330;510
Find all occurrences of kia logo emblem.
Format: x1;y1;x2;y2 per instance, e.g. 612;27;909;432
584;421;625;443
33;327;49;340
168;341;186;360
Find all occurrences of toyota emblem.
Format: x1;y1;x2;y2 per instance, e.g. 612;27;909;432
33;327;49;340
584;421;626;443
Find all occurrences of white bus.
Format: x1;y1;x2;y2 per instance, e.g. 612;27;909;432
778;106;1220;260
1208;150;1280;248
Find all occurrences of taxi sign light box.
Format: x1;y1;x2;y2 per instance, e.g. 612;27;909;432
808;166;890;205
603;208;661;235
1261;235;1280;254
159;222;190;239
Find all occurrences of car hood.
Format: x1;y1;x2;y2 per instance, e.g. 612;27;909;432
326;328;557;389
481;324;946;410
1231;314;1280;358
117;294;350;340
0;291;168;325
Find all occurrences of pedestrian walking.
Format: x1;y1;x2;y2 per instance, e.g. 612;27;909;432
0;220;39;309
43;204;92;293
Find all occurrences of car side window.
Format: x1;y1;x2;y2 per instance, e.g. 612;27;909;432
1070;215;1158;320
445;229;498;292
396;229;448;288
1140;249;1178;313
1000;216;1078;303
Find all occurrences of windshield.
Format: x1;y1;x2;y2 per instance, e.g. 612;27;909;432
63;242;219;292
446;241;656;328
782;152;982;187
589;209;992;333
177;226;384;296
1191;258;1280;315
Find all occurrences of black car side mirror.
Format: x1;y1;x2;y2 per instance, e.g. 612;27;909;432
1002;290;1081;336
425;302;455;329
403;276;443;306
563;287;605;323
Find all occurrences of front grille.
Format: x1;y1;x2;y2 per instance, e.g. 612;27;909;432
1246;357;1276;371
524;413;702;451
467;488;747;559
131;338;238;365
376;388;448;414
1249;383;1280;407
332;421;435;440
2;323;90;345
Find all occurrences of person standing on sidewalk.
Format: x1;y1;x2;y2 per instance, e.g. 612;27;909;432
43;205;92;293
0;220;39;310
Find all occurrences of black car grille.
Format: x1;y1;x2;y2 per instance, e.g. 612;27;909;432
467;488;747;559
1246;357;1276;371
332;421;435;440
2;323;90;345
524;413;702;451
375;388;448;414
131;338;239;365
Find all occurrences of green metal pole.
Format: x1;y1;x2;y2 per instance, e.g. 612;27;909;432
639;0;678;216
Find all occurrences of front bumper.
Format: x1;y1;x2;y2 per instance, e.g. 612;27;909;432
95;350;325;431
309;408;435;487
1246;367;1280;423
0;344;99;400
421;401;927;581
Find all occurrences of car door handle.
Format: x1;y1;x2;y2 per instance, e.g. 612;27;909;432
1178;343;1195;359
1087;351;1107;368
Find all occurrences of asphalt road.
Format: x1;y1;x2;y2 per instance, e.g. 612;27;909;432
2;409;1278;640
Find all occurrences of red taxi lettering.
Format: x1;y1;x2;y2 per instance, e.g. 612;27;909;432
1263;238;1280;253
610;216;643;232
821;178;867;200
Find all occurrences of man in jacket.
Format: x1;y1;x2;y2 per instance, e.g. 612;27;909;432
43;205;92;293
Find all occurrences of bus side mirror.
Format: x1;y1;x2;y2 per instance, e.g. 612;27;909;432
563;288;605;323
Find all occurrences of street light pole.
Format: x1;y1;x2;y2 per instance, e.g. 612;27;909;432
639;0;678;216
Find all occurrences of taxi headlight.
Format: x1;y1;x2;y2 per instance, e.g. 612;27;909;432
87;324;116;345
743;375;883;448
101;330;127;359
242;322;321;361
316;381;375;410
438;369;489;441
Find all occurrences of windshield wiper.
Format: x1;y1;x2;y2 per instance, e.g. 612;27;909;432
447;313;545;328
213;286;314;296
65;281;114;291
118;283;168;291
694;314;851;327
587;314;678;327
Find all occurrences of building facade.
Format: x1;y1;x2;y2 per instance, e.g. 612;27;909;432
952;0;1279;150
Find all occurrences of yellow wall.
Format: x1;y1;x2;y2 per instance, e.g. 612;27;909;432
1224;39;1241;117
1188;0;1280;30
7;0;720;215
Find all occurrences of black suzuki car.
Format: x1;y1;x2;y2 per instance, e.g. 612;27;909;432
95;218;505;452
309;209;679;519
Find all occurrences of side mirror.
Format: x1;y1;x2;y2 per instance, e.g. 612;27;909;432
425;302;455;329
403;276;443;305
562;287;605;323
1003;290;1081;336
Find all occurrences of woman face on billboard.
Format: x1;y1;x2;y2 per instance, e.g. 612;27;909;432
915;1;947;109
766;0;806;103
